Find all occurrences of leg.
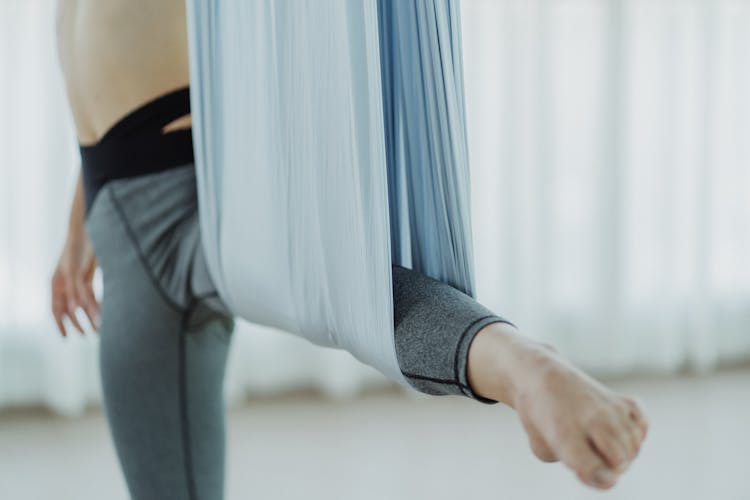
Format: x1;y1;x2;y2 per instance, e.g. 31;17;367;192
467;322;648;489
391;263;514;403
86;167;234;500
391;264;649;490
97;277;231;500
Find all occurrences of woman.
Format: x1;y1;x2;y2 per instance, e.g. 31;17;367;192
51;0;648;498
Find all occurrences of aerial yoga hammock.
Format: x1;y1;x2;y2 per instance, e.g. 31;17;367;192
186;0;477;387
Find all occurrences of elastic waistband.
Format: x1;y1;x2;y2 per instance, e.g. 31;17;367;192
79;86;195;214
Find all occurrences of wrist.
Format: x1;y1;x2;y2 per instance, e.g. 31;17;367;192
65;223;86;248
466;321;525;408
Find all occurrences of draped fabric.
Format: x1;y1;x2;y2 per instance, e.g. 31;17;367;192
185;0;476;383
378;1;476;293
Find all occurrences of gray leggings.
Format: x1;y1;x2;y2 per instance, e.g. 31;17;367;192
84;164;514;500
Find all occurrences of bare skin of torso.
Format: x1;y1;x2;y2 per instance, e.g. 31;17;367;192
56;0;191;145
51;0;192;338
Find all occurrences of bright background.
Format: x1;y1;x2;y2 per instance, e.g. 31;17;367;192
2;0;748;415
1;1;749;498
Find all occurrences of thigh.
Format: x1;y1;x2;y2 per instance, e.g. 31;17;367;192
86;175;233;500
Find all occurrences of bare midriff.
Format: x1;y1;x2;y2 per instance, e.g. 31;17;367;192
56;0;191;146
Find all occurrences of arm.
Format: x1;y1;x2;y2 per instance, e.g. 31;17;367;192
50;169;100;336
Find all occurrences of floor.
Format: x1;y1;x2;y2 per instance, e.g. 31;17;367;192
1;367;749;500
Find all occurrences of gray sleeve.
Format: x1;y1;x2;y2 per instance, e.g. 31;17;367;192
392;264;517;405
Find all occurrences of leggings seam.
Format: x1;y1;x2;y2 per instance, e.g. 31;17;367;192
193;290;220;301
179;305;198;500
107;187;185;314
401;371;471;390
452;314;500;398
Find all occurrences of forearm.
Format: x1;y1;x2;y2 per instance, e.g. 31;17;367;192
52;167;99;336
66;169;86;245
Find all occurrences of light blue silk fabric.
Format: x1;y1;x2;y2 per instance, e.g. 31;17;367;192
378;0;476;296
186;0;476;386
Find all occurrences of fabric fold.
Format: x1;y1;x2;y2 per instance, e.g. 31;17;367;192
186;0;475;386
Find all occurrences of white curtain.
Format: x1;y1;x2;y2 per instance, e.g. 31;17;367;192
464;0;750;374
1;0;749;416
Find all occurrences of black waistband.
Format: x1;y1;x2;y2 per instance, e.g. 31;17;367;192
79;86;195;214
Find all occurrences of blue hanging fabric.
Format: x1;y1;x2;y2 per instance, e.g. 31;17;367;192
378;0;476;296
186;0;476;386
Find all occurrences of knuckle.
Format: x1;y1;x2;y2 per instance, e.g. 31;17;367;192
595;438;624;464
610;447;628;466
603;409;623;431
629;397;647;416
624;399;640;418
586;408;613;430
529;436;557;463
579;463;602;484
617;405;634;423
615;398;631;413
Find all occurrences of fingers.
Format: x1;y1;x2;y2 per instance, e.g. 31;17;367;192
519;411;558;463
558;432;619;490
51;295;68;337
51;271;69;337
624;397;649;450
585;398;649;486
625;397;649;436
81;247;101;331
65;290;86;335
76;277;100;332
52;282;83;336
587;413;632;471
51;264;99;337
528;431;558;463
